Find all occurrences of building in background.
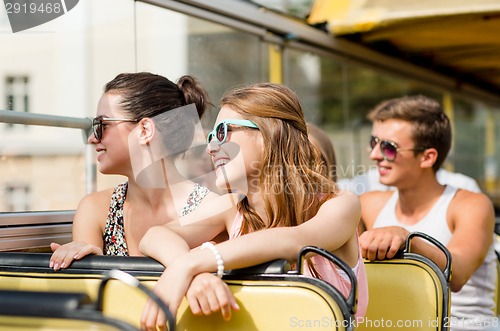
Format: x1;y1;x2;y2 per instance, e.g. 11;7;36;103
1;0;499;212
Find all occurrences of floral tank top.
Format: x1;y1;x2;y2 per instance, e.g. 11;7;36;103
103;182;210;255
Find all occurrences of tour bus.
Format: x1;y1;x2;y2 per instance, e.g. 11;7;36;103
0;0;498;330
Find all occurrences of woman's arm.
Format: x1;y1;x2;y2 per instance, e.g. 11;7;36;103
142;190;359;269
140;191;361;330
184;190;360;270
138;194;239;330
140;193;239;264
49;190;111;270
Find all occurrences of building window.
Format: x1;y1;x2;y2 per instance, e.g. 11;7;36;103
5;75;30;128
4;183;31;212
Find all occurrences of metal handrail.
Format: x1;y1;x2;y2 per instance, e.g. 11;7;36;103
0;210;75;226
0;109;96;193
0;109;92;130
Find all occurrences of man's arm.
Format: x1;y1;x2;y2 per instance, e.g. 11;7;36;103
402;190;494;292
438;190;494;291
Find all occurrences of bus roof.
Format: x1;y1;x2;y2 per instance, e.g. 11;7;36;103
308;0;500;99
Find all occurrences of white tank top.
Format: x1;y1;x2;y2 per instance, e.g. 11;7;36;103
374;185;497;331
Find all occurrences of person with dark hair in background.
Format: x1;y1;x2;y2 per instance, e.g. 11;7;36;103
307;123;338;182
49;72;218;269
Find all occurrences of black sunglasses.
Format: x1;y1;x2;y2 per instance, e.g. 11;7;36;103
370;135;426;162
91;116;138;142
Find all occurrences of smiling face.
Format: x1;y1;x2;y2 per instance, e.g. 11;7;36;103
89;92;137;176
208;106;263;194
370;119;425;188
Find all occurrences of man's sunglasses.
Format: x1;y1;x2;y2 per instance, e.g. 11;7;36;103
207;119;259;145
370;135;426;162
91;116;138;142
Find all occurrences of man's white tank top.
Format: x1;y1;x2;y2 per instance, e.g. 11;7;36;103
374;185;497;331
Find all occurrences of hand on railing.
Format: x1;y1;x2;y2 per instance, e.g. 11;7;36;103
49;241;103;271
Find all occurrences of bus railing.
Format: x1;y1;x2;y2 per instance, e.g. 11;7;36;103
0;109;91;130
0;211;74;252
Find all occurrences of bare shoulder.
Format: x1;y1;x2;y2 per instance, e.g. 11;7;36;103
65;188;116;240
454;188;491;201
74;188;115;226
320;190;361;219
451;189;494;214
336;189;360;206
77;188;114;210
448;189;495;239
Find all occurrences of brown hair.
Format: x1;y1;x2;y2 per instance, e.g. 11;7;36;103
220;83;337;235
104;72;211;156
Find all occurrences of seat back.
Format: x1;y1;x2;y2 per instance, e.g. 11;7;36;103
0;246;356;331
356;232;451;331
98;246;356;331
494;250;500;316
99;273;351;331
0;289;140;331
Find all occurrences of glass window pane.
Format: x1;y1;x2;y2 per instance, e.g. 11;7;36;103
2;1;270;211
136;2;267;125
285;46;446;181
0;125;85;211
1;0;136;211
452;98;486;186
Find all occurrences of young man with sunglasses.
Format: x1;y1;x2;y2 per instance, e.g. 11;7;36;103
359;95;496;331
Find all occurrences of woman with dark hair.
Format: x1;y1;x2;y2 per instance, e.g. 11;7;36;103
49;72;218;269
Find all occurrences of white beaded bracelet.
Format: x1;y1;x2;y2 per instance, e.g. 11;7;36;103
201;242;224;278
